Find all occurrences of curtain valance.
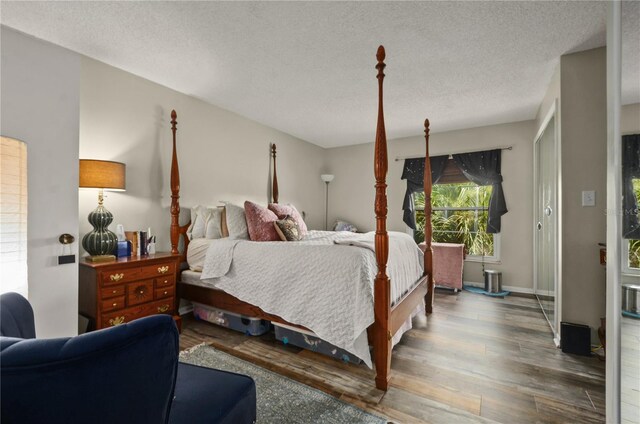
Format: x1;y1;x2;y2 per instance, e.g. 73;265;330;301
452;149;507;233
401;149;508;233
401;156;447;229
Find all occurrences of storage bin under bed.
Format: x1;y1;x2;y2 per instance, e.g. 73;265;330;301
192;302;271;336
273;323;362;364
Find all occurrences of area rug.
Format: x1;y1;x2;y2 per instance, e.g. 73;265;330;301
180;344;387;424
463;284;510;297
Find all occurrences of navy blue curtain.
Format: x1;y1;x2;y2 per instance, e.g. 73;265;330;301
452;149;507;233
623;134;640;239
401;156;448;229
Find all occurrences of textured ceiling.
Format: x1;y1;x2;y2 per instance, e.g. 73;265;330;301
1;1;636;148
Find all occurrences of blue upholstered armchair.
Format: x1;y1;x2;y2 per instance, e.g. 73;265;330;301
0;292;256;424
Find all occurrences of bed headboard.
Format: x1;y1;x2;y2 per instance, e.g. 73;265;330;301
169;112;282;257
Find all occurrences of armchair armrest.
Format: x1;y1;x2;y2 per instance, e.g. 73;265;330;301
0;292;36;338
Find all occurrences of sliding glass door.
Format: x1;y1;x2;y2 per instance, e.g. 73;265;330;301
534;108;559;341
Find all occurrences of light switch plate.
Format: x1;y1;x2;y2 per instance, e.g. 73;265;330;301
582;190;595;207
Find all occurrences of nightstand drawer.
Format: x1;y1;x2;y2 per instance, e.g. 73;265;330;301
101;269;141;285
101;296;125;313
155;286;175;300
101;285;125;299
102;298;175;327
140;262;175;279
126;280;154;306
155;275;175;288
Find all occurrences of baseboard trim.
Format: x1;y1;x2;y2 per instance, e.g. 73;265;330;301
463;281;535;295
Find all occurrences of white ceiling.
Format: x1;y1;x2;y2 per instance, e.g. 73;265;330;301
1;1;637;148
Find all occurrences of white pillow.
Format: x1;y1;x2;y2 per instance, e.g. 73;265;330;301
224;202;249;240
186;238;214;271
187;205;210;240
205;208;223;239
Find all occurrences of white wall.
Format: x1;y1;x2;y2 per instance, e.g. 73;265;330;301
621;103;640;134
536;65;561;132
325;120;536;290
534;48;610;337
1;27;80;337
559;47;607;334
79;57;326;255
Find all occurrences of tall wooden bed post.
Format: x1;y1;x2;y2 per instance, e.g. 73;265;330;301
271;144;279;204
424;119;435;313
168;47;433;392
373;45;392;391
170;110;181;255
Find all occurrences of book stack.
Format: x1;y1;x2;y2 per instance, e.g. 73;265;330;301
124;230;148;256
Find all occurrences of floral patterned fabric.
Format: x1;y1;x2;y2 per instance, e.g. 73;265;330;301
244;201;280;241
274;215;303;241
333;220;358;232
268;203;307;235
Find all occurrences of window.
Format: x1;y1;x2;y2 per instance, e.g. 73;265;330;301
1;137;28;296
623;177;640;275
413;182;498;260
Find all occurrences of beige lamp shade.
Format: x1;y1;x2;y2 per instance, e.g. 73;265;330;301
79;160;126;190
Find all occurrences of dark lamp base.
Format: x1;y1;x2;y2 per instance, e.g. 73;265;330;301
85;255;116;263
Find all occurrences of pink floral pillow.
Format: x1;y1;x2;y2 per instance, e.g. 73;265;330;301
244;201;280;241
268;203;307;235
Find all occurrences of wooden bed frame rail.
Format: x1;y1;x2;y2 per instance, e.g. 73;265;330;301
169;46;433;391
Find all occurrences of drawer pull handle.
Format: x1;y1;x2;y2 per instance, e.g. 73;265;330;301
139;290;144;294
157;305;170;313
109;316;125;326
157;266;170;274
112;290;117;294
163;291;168;295
110;273;124;282
112;302;117;307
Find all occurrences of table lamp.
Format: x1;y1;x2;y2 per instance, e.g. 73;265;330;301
79;159;126;261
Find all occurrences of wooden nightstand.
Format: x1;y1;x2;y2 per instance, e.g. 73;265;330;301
79;253;182;332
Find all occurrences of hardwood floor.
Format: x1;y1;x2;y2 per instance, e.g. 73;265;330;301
179;290;605;423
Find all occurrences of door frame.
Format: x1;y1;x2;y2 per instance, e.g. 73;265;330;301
533;99;562;346
605;2;622;421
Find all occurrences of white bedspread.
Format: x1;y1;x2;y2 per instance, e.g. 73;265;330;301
198;230;424;367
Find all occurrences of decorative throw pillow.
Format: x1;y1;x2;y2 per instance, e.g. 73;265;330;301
187;205;211;240
244;201;280;241
268;203;307;235
223;202;249;240
274;215;303;241
333;220;358;232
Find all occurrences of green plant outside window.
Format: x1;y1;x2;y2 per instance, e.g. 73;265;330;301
413;183;494;257
627;178;640;270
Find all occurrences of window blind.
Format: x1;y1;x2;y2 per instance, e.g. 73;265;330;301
1;137;28;296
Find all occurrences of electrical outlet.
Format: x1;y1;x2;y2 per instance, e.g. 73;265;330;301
582;190;595;207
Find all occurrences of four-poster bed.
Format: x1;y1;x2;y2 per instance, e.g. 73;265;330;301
169;46;434;390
